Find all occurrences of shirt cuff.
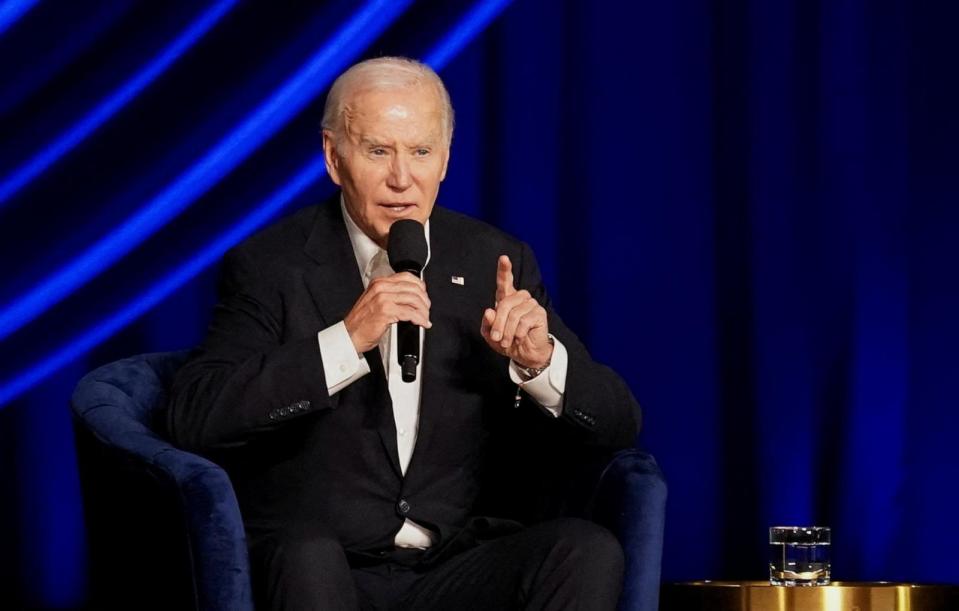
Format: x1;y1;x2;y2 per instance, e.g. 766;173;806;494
317;322;370;395
509;335;568;417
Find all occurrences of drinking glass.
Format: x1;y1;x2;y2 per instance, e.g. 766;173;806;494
769;526;831;586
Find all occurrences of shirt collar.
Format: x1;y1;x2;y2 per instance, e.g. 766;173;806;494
340;195;431;279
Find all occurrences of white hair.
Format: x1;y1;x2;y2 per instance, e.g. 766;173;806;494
321;56;455;145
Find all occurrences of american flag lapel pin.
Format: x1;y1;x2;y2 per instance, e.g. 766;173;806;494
451;275;465;285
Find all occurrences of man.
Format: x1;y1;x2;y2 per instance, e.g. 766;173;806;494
167;57;640;610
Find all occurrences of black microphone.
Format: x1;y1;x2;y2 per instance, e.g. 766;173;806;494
387;219;428;383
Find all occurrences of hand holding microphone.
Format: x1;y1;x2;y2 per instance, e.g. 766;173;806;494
344;219;429;382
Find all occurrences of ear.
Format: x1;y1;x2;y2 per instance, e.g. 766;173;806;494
322;130;342;186
439;146;450;182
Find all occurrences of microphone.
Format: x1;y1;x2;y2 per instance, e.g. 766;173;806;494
387;219;428;383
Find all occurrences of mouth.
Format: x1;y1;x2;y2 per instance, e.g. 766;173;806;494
378;203;417;215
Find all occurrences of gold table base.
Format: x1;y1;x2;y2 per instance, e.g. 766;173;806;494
661;581;959;611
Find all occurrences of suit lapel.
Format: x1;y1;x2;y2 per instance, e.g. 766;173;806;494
303;201;403;478
303;202;365;327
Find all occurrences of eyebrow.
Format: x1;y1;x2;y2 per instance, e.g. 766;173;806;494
360;137;392;148
359;137;438;151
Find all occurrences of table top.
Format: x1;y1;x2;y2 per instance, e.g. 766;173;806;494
661;581;959;611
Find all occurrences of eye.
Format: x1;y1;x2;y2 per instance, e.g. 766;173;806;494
370;148;388;156
414;148;430;157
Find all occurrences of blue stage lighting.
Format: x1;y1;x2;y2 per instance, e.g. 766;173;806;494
0;157;328;407
0;0;514;407
0;0;412;342
424;0;514;68
0;1;237;208
0;0;39;37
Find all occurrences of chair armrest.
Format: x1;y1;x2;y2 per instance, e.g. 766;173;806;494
73;404;253;611
586;449;668;611
147;445;253;611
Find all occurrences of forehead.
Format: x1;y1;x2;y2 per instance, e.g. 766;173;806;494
345;84;446;143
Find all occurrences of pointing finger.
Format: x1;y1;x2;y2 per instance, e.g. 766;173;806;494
495;255;516;303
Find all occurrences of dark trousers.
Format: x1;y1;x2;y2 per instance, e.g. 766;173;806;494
249;518;625;611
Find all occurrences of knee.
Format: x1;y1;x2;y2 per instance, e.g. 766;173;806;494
272;526;348;572
250;524;355;610
525;519;625;608
558;519;624;575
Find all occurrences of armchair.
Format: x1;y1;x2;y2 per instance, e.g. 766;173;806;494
72;352;665;610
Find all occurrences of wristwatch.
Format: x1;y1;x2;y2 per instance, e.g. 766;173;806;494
518;335;555;379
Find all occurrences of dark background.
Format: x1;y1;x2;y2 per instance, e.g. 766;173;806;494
1;0;957;607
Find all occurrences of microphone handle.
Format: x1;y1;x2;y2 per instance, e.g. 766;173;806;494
400;354;417;383
396;321;420;382
396;267;422;382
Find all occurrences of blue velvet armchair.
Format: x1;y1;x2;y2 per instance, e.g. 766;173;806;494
72;352;666;611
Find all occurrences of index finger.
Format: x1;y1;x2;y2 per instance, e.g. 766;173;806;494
496;255;516;303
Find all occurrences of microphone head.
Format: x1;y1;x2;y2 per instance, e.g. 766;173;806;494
387;219;428;274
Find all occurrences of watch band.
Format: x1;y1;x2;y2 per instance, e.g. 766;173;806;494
519;334;555;379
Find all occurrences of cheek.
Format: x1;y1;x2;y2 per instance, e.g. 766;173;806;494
415;162;446;189
351;166;388;196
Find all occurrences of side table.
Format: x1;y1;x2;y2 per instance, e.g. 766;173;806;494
661;580;959;611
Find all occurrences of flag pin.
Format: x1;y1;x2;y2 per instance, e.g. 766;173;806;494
451;275;464;285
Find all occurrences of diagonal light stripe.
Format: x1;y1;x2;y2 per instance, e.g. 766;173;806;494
0;0;39;37
0;158;328;406
0;0;516;407
0;0;413;342
424;0;513;68
0;1;238;208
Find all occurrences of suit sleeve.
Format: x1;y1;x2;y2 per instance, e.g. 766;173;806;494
167;245;336;452
514;241;642;450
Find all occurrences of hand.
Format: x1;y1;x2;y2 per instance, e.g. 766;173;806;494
480;255;553;369
344;273;432;354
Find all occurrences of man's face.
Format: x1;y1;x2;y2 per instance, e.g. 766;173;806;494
323;83;450;247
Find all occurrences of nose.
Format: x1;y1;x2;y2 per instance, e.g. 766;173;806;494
386;154;412;191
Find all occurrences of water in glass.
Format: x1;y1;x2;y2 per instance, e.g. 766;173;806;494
769;526;831;586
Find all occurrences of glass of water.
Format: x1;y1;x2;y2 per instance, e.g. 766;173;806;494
769;526;831;586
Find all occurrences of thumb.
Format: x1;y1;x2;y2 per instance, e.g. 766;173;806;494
480;307;495;338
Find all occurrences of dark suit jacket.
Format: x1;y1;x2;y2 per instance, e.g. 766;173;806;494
167;199;640;558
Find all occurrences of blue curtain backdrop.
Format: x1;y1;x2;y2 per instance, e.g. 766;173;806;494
1;0;957;606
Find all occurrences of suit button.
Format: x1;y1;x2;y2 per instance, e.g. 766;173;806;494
397;499;411;515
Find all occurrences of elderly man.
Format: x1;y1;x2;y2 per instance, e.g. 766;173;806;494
168;57;640;610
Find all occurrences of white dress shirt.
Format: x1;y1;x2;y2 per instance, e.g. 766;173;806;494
316;200;568;548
